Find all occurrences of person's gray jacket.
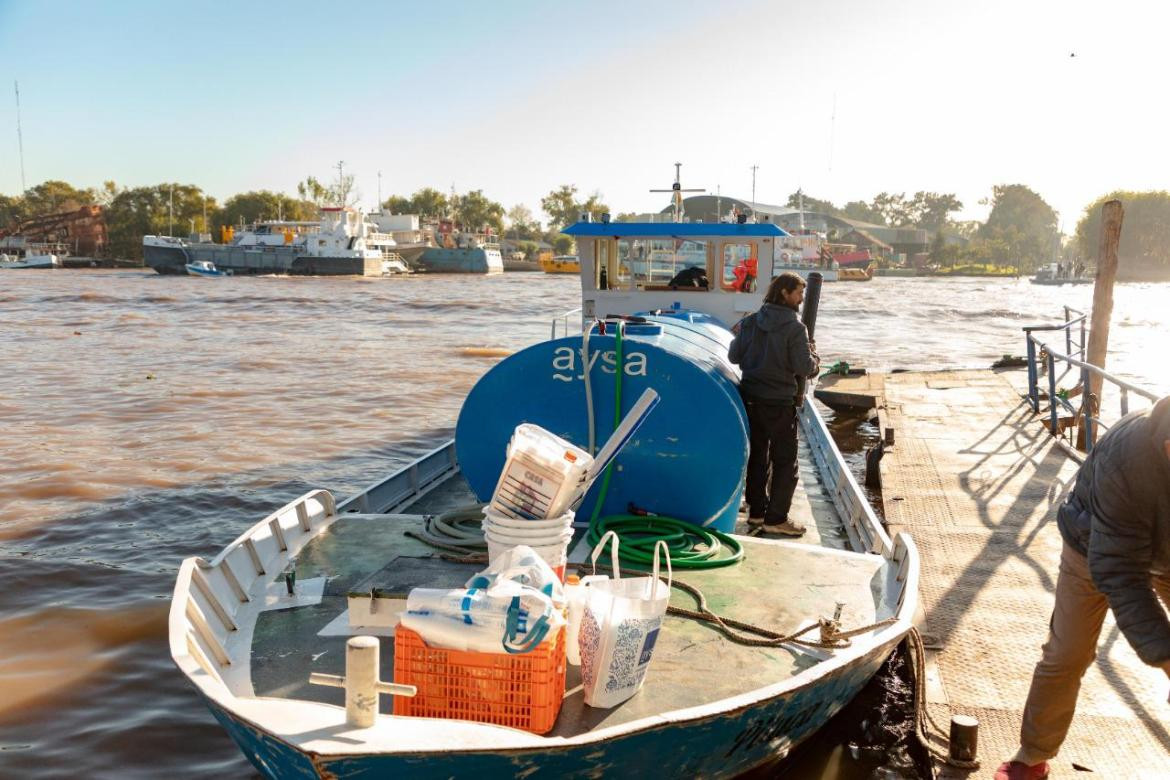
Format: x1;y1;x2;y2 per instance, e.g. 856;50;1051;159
727;303;819;402
1057;395;1170;666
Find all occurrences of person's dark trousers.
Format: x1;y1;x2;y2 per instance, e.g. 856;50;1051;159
743;398;799;523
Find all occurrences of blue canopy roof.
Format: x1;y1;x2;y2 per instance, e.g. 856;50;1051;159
562;221;788;238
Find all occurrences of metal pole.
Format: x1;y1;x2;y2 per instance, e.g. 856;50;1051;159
1047;350;1059;437
1026;336;1038;412
1085;200;1123;416
14;81;27;192
169;185;174;237
1080;364;1093;453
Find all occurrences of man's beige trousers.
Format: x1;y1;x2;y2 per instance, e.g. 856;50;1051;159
1014;543;1170;765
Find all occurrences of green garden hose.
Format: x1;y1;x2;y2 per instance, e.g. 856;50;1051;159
587;513;744;570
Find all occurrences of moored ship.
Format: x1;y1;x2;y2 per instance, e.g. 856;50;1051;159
144;208;390;276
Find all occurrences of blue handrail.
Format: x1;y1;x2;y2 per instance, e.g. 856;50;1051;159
1023;307;1159;453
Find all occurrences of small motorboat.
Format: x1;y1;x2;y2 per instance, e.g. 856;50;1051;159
540;254;580;274
185;260;229;277
1030;262;1092;285
0;252;61;269
170;218;918;779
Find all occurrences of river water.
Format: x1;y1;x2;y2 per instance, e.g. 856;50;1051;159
0;271;1166;778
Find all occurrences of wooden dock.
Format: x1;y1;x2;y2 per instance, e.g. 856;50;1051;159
818;369;1169;778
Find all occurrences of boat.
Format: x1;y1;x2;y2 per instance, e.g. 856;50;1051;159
169;218;918;779
411;220;504;273
774;230;839;282
837;265;874;282
184;259;228;277
540;254;580;274
0;249;62;269
1030;262;1093;285
144;208;391;277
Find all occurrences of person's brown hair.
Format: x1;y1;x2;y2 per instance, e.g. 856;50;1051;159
764;272;805;305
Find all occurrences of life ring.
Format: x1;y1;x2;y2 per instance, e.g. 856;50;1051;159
780;251;790;262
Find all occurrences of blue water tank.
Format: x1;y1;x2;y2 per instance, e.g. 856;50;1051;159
455;314;747;531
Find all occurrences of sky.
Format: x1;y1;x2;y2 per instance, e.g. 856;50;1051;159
1;0;1168;232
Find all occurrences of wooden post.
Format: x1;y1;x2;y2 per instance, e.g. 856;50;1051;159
1085;200;1123;430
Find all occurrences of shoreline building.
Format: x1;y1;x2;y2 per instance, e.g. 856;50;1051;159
664;195;928;263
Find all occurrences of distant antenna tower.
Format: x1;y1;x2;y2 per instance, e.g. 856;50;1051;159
650;162;704;222
750;164;759;220
14;81;27;192
335;160;346;206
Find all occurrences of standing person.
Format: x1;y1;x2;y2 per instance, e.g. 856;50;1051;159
996;396;1170;780
728;272;820;536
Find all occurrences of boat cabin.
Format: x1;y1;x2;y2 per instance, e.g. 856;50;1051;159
562;221;789;328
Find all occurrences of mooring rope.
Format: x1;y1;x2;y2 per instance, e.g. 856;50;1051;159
906;626;981;770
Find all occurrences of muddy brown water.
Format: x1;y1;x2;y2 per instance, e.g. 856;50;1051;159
1;271;1166;778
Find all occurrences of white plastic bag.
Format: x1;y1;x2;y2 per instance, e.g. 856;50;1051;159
578;531;673;708
465;544;565;607
400;549;567;654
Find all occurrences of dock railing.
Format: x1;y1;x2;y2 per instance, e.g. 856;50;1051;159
1024;306;1159;453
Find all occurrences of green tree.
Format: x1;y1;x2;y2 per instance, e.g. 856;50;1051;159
518;240;538;259
978;184;1057;272
1075;190;1170;279
552;235;574;255
841;200;885;224
506;204;538;239
785;191;837;215
541;184;580;229
410;188;448;218
215;190;315;231
870;192;916;226
453;189;504;233
580;191;610;221
22;180;95;217
0;194;25;228
105;183;217;260
381;194;414;214
297;173;358;207
615;212;640;222
908;191;963;232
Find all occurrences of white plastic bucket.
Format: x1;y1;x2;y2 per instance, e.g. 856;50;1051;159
487;538;569;574
483;508;574;533
484;526;574;547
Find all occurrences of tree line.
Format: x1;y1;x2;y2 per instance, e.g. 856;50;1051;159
788;185;1170;277
2;177;1168;277
0;177;613;260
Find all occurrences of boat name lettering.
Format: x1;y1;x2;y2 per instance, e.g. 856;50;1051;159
551;346;647;382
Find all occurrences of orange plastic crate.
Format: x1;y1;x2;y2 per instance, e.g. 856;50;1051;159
393;625;566;734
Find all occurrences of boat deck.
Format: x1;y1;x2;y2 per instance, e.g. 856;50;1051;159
248;441;888;738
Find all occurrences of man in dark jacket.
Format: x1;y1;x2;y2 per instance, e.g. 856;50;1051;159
997;396;1170;780
728;272;820;536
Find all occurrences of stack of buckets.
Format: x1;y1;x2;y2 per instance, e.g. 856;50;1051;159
485;424;593;581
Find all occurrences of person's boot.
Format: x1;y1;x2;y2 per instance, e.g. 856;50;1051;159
764;518;806;537
994;761;1050;780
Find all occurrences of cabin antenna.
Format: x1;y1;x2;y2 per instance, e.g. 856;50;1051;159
650;162;704;222
14;81;26;192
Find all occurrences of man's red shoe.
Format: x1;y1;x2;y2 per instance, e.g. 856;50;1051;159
994;761;1050;780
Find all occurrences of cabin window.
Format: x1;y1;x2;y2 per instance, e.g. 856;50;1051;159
618;239;710;290
595;239;618;289
721;241;759;292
